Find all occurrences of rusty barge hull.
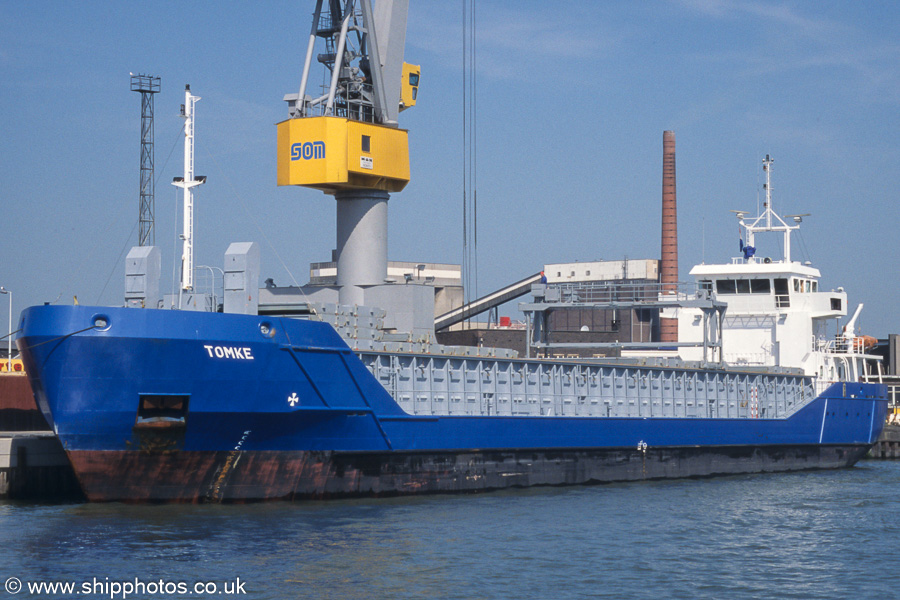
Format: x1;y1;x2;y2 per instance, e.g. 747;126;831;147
69;444;871;503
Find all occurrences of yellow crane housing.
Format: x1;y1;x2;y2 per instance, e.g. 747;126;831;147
276;116;409;193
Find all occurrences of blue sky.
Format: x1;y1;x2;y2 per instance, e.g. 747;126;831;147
1;1;898;336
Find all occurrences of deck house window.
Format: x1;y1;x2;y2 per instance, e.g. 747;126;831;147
736;279;751;294
716;280;736;294
750;279;771;294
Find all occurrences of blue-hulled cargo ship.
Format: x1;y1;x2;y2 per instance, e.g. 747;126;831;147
15;2;888;502
16;291;888;502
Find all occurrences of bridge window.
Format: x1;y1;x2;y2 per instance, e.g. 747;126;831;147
715;279;769;295
716;280;736;294
791;278;818;293
750;279;771;294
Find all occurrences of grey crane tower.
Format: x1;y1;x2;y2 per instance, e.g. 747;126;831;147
278;0;418;307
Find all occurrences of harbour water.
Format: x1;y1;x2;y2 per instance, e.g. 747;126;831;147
2;460;898;600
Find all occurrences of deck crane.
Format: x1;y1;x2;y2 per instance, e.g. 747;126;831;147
278;0;419;306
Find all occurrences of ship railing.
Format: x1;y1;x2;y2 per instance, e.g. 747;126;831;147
814;335;869;357
811;376;873;396
193;265;224;311
730;256;785;266
814;336;834;353
814;377;839;396
812;335;884;392
545;281;705;305
724;352;773;367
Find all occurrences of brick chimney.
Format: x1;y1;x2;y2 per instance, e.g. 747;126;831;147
660;130;678;343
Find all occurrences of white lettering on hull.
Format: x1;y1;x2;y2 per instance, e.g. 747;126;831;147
204;345;254;360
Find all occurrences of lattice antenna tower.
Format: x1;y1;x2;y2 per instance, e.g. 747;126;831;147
130;74;161;246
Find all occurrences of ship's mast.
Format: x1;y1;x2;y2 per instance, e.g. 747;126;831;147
737;155;805;263
172;85;205;298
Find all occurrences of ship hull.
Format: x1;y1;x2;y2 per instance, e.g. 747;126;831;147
68;444;871;503
17;305;889;503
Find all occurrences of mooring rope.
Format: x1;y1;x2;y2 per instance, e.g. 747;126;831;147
0;329;21;342
18;324;102;351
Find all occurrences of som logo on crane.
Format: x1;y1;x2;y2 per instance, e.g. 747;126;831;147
290;141;326;161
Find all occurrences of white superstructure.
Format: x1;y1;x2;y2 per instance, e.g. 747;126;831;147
678;156;878;388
